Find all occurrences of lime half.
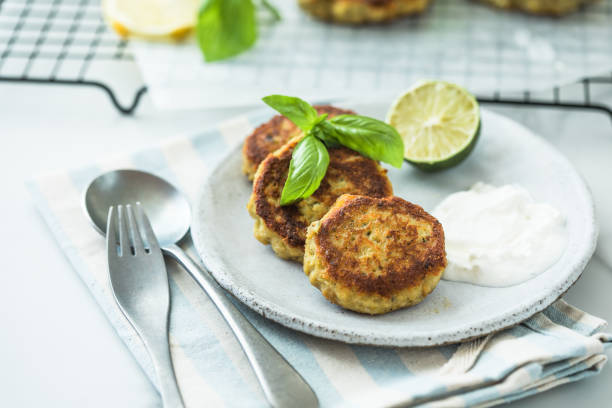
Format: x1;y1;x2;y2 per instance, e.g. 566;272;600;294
386;81;481;172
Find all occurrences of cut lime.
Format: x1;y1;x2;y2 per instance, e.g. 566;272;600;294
386;81;481;172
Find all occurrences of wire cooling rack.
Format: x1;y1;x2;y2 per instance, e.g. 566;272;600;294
0;0;146;113
479;74;612;121
0;0;610;120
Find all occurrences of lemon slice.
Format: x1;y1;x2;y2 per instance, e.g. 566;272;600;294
102;0;200;39
386;81;481;172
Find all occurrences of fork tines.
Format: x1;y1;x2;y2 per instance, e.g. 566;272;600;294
107;203;160;257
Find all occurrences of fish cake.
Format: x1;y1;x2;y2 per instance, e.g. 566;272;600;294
304;194;446;315
477;0;599;15
242;105;354;180
247;140;393;263
298;0;431;24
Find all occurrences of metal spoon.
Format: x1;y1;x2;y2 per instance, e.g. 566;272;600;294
84;169;318;408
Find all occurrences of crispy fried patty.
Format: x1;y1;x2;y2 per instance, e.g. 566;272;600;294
304;194;446;314
477;0;599;15
247;140;393;263
242;105;354;180
298;0;431;24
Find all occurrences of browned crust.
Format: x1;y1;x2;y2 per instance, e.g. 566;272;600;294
476;0;600;16
251;140;393;255
242;105;354;180
298;0;431;23
315;194;446;296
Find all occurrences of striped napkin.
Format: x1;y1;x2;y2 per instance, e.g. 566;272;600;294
27;110;611;408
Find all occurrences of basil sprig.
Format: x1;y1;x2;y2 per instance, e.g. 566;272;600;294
263;94;404;206
197;0;280;62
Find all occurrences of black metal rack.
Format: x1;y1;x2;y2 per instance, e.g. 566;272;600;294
479;75;612;121
1;0;611;120
0;0;146;114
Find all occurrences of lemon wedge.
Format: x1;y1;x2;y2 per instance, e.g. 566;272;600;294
102;0;200;39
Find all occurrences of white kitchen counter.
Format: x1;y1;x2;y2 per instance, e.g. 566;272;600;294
0;80;611;407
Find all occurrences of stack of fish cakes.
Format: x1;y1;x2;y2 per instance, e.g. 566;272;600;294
243;105;446;315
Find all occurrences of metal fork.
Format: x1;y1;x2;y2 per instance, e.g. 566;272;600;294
107;204;184;408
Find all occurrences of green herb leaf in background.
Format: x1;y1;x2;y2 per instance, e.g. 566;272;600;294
280;136;330;206
262;95;320;132
328;115;405;168
197;0;256;62
196;0;280;62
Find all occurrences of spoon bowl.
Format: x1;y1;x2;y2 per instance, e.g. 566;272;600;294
84;169;190;247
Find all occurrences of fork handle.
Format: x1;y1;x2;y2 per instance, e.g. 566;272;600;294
163;244;318;408
143;334;185;408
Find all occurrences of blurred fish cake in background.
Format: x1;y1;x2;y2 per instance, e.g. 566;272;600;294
297;0;432;23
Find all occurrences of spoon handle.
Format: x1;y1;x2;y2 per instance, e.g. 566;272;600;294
163;244;319;408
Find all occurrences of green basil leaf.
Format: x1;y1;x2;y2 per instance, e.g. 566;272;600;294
262;95;319;132
312;120;341;148
313;113;328;126
197;0;256;62
327;115;405;168
280;136;330;206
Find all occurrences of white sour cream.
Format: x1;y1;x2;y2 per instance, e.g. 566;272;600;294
432;183;567;287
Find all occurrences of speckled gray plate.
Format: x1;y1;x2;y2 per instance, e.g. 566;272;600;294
191;104;597;347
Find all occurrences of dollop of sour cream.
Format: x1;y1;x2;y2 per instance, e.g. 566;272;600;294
432;183;567;287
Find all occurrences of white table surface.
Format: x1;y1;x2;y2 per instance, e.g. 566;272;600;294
0;79;611;408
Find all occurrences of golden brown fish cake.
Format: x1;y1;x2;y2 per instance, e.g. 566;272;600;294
304;194;446;315
298;0;431;24
477;0;599;15
247;140;393;263
242;105;354;180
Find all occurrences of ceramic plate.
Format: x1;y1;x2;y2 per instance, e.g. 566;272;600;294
191;103;597;347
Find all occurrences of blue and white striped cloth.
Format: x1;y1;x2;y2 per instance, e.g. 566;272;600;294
27;110;611;407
